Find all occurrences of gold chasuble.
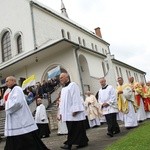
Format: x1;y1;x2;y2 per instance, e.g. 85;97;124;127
117;85;129;114
134;83;143;108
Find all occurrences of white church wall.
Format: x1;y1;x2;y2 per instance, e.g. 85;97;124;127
77;51;105;94
32;4;109;56
32;6;62;46
90;77;101;95
78;51;104;78
0;0;146;91
12;47;80;86
114;64;145;84
0;0;35;60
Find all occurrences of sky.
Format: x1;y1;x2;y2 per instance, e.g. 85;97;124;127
37;0;150;80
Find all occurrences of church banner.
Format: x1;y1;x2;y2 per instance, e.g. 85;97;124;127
48;66;61;80
22;75;36;90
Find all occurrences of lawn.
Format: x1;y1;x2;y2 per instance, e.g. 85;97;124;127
105;120;150;150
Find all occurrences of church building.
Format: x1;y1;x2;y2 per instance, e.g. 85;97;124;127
0;0;146;98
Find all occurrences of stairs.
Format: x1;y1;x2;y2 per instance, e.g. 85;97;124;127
0;110;5;138
47;103;58;130
0;88;60;138
46;86;61;131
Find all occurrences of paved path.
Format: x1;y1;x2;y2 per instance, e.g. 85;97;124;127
0;122;130;150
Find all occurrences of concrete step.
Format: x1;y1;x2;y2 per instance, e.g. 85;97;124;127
47;103;58;131
0;110;5;136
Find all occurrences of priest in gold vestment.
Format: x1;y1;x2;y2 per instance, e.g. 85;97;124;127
117;77;138;128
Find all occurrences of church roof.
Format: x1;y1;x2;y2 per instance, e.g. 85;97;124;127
31;0;109;45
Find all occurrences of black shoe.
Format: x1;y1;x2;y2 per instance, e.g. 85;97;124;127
114;130;120;134
60;144;72;150
92;125;100;128
42;135;50;138
57;133;63;136
126;127;134;130
57;133;67;136
107;132;113;137
138;120;143;123
76;143;88;149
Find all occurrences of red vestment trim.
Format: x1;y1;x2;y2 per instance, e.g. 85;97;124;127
4;93;9;102
135;94;141;107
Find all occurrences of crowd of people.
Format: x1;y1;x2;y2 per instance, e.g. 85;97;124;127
23;78;60;105
55;75;150;149
116;77;150;127
1;74;150;150
84;76;150;137
3;76;50;150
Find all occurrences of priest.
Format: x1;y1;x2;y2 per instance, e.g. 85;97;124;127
117;77;138;129
59;73;89;150
98;77;120;137
4;76;50;150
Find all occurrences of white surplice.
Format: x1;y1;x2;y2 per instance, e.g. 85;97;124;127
136;97;147;121
84;95;101;127
5;86;37;136
122;86;138;127
59;82;86;122
57;108;68;134
98;85;119;115
35;103;49;124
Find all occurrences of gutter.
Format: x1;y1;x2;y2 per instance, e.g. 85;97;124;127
74;46;85;100
30;1;37;49
31;1;110;46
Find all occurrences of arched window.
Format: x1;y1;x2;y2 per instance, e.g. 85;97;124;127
95;45;98;51
140;75;144;82
67;31;71;40
136;73;139;82
134;72;139;82
61;29;65;38
126;70;132;78
17;35;22;54
82;39;86;46
119;67;122;77
78;37;81;45
91;43;94;50
102;48;105;54
1;31;12;62
116;66;119;77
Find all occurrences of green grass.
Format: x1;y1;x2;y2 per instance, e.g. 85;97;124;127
105;120;150;150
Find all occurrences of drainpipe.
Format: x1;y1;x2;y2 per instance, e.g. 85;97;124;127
30;1;37;49
74;46;85;100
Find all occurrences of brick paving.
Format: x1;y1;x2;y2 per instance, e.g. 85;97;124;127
0;122;130;150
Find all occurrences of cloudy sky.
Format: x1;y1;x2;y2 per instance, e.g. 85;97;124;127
37;0;150;80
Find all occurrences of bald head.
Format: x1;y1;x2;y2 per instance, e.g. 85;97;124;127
5;76;17;88
85;91;91;96
99;77;106;87
140;81;144;87
129;77;134;83
37;98;42;105
59;73;70;85
117;77;123;85
146;81;150;86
